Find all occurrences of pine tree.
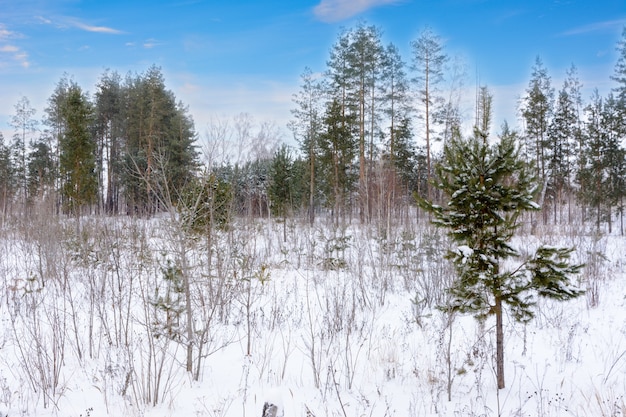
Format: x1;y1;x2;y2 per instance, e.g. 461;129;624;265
269;144;293;242
611;26;626;106
610;26;626;233
603;94;626;234
318;98;357;226
289;67;323;225
123;66;198;215
411;27;448;203
578;91;626;232
26;139;55;201
546;79;577;223
474;85;493;142
0;133;14;222
521;57;554;222
564;64;584;223
10;96;38;211
380;42;413;231
94;70;125;214
439;55;465;144
348;23;384;223
59;83;98;222
324;24;384;223
420;123;583;389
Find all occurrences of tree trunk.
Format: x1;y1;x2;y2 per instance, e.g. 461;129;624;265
619;196;624;236
179;232;194;373
495;295;505;389
359;84;366;224
309;146;315;226
425;74;431;203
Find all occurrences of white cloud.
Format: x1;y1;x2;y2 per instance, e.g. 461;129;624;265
0;45;19;53
36;16;53;25
0;25;30;69
168;73;296;137
0;49;31;69
71;20;124;34
14;52;30;68
0;24;20;40
143;39;163;49
0;28;12;40
313;0;400;22
559;19;626;37
125;39;163;49
37;16;124;34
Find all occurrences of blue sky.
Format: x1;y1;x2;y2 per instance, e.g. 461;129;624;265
1;0;625;143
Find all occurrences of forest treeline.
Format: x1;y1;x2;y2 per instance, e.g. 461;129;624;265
1;23;626;233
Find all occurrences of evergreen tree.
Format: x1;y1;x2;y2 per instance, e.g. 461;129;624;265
243;158;272;218
578;91;626;231
521;57;554;221
603;94;626;234
26;139;55;202
347;23;384;222
0;133;14;221
289;67;323;225
546;78;578;223
324;23;385;223
421;123;583;389
474;85;493;142
59;83;98;220
610;26;626;233
288;156;308;214
380;42;413;229
268;144;293;242
44;75;73;215
179;169;233;235
325;27;353;126
10;96;38;210
564;64;584;223
439;55;466;144
94;70;126;214
318;98;357;225
611;26;626;106
390;117;418;193
123;66;198;215
411;27;448;203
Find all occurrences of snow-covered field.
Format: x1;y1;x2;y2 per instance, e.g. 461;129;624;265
0;213;624;417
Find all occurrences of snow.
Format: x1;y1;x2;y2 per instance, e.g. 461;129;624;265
0;216;625;417
457;245;474;263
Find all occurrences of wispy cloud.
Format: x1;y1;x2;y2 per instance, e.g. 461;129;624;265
313;0;401;23
0;45;19;53
143;39;163;49
0;28;13;40
0;24;30;68
35;16;52;25
559;18;626;36
71;20;124;34
37;15;124;34
124;38;163;49
0;24;21;40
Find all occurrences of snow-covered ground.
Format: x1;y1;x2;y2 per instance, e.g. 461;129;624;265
0;214;624;417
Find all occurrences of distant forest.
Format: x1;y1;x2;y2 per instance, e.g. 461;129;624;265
1;23;626;233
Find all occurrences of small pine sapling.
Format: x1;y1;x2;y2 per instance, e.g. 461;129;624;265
420;124;583;389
